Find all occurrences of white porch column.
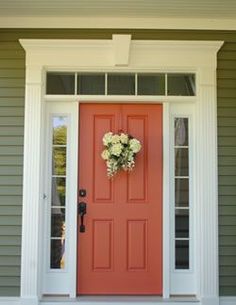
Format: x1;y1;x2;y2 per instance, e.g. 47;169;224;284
196;67;219;305
20;64;43;305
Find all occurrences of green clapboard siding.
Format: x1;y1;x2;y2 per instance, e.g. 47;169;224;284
0;28;236;297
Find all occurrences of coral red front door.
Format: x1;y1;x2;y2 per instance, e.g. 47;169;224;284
77;104;162;295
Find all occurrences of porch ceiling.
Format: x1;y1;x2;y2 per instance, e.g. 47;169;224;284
0;0;236;18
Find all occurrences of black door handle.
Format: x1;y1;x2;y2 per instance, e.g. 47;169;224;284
78;202;87;233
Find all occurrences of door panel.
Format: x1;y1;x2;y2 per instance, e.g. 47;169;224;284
77;104;162;295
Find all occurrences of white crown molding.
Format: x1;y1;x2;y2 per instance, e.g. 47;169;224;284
1;16;236;30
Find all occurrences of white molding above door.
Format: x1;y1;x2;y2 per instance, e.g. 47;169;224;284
19;35;223;303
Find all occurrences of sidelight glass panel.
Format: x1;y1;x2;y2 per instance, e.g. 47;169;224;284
137;74;165;95
51;177;66;207
175;209;189;238
50;116;68;269
174;117;190;270
168;74;195;96
46;73;75;95
50;239;65;269
175;240;189;269
107;74;135;95
52;147;67;175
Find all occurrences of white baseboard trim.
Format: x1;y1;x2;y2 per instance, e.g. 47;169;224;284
220;297;236;305
0;296;235;305
0;297;20;305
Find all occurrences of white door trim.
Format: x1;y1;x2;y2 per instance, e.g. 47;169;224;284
19;36;223;303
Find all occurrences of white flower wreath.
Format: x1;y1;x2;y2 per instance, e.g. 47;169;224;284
101;131;142;178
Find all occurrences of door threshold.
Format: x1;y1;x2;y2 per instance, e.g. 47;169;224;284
41;295;199;304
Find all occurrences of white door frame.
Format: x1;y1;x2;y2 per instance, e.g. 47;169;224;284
19;36;223;305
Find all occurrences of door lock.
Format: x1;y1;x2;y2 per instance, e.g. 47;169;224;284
78;202;87;233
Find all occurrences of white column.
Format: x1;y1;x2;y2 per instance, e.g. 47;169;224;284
20;65;43;305
196;67;219;305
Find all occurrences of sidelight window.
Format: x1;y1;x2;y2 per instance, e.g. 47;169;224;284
174;118;190;270
50;116;68;269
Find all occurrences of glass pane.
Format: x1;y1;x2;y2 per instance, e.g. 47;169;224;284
51;209;66;238
50;239;65;269
175;178;189;207
175;118;188;146
175;209;189;238
107;74;135;95
175;148;189;176
53;117;67;145
52;147;66;176
51;177;66;206
46;73;75;95
168;74;195;96
138;74;165;95
78;73;105;95
175;240;189;269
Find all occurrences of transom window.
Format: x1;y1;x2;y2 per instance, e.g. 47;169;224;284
46;72;196;96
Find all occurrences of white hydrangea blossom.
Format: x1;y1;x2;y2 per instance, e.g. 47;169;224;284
102;132;113;146
101;131;142;178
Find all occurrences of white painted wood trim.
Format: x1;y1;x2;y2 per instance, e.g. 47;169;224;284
19;36;223;301
0;296;234;305
1;16;236;30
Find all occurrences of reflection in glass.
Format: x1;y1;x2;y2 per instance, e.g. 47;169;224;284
175;118;188;146
175;209;189;238
53;117;67;145
46;73;75;95
52;147;67;175
50;239;65;269
175;240;189;269
138;74;165;95
175;178;189;207
108;74;135;95
168;74;195;96
175;148;189;176
51;177;66;206
78;73;105;95
51;209;66;237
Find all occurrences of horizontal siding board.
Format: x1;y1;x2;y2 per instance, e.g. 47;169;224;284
0;98;24;107
0;255;21;266
218;108;236;117
0;176;22;185
218;156;236;166
0;226;21;236
0;127;24;136
0;137;23;146
220;287;236;296
0;287;20;296
0;245;21;255
217;69;236;79
0;277;20;287
220;226;236;235
0;107;24;116
0;156;23;166
0;59;24;69
0;216;21;226
219;176;236;185
218;127;236;137
0;186;22;196
0;236;21;246
219;195;236;206
0;88;25;97
0;50;24;59
0;146;23;155
219;219;236;230
0;196;22;206
0;69;25;78
0;166;22;175
0;78;25;87
0;266;20;276
218;117;236;127
219;246;236;256
218;136;236;147
0;206;22;215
